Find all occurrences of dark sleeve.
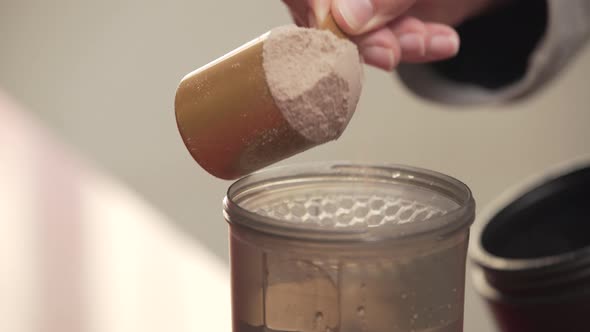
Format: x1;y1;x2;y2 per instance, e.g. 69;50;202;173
431;0;547;90
396;0;590;106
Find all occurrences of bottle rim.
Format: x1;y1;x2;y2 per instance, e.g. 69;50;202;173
223;161;475;242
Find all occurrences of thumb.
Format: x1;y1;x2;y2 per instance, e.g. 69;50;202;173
332;0;416;35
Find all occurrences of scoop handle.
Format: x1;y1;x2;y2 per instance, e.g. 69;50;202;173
318;13;347;39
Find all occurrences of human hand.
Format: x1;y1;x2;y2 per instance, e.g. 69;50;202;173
282;0;501;71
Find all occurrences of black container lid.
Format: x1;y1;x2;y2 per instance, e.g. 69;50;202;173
471;159;590;297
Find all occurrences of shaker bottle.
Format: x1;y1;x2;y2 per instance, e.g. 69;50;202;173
471;159;590;332
223;162;475;332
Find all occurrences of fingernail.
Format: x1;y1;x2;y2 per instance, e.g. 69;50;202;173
429;35;460;56
363;46;395;71
399;34;425;56
335;0;374;32
312;0;331;23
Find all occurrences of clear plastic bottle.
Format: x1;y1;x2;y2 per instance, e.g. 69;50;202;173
224;162;475;332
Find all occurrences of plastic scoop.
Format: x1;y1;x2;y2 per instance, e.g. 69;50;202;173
175;15;359;180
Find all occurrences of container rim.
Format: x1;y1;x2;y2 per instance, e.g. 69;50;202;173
223;161;475;242
470;156;590;292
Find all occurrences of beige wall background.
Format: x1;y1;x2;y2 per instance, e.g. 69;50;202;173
1;1;589;331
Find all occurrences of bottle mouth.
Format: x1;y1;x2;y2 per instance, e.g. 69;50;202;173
471;159;590;295
223;162;475;242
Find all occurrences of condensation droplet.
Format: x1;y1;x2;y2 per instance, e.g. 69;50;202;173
452;288;457;293
315;312;324;322
357;306;365;317
401;293;407;299
413;313;419;319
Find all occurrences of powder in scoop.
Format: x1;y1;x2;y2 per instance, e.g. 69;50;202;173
262;25;363;143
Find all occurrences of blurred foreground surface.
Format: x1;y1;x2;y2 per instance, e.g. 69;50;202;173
0;94;230;332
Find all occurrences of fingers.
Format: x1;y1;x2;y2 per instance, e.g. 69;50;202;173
282;0;333;28
353;28;401;70
357;16;459;70
281;1;461;71
282;0;311;26
392;17;459;63
332;0;416;35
